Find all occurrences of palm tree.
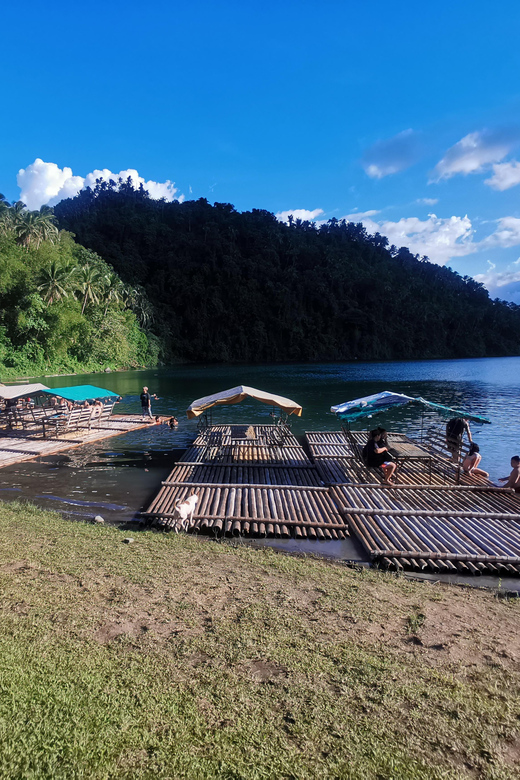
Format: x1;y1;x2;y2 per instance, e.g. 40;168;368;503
15;210;41;249
36;260;74;304
122;284;154;327
0;194;11;235
36;206;59;247
75;263;104;314
10;203;59;249
102;272;123;315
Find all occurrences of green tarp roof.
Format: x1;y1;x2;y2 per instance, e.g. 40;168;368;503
42;385;119;403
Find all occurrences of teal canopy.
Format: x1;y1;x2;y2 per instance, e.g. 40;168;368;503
331;391;491;424
43;385;120;403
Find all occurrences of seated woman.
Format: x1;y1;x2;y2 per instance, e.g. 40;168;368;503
462;442;489;478
364;429;397;484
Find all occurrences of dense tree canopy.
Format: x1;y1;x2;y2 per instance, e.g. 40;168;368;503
53;181;520;363
0;196;157;378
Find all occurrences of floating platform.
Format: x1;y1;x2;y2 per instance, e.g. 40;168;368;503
0;415;151;469
333;483;520;575
144;425;520;576
142;424;348;539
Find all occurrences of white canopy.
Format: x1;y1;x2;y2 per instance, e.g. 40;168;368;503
0;383;49;400
186;385;303;419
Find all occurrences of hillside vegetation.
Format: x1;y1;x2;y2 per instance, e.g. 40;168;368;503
54;181;520;363
0;196;158;378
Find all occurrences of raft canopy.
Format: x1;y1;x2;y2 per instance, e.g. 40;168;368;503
41;385;120;403
186;385;303;419
331;390;491;424
0;383;49;400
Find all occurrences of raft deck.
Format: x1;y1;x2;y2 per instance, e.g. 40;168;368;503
0;415;151;469
307;430;520;575
144;425;520;576
143;424;348;540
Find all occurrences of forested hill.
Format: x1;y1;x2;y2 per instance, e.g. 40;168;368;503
0;196;157;379
55;182;520;363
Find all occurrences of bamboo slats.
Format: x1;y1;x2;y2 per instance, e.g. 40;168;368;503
143;424;345;539
333;484;520;515
161;463;322;486
333;482;520;574
0;415;150;470
145;426;520;576
145;483;345;538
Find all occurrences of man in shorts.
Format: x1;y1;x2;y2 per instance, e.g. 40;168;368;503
446;417;472;462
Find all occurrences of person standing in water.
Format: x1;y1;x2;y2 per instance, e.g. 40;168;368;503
498;456;520;492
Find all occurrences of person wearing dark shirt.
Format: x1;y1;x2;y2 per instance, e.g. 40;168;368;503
364;430;397;484
446;417;472;462
140;386;157;419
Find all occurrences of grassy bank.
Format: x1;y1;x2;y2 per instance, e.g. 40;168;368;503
1;502;520;779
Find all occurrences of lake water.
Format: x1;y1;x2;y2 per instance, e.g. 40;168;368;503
1;357;519;578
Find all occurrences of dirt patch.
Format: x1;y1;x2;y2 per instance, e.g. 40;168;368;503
392;596;520;671
502;732;520;764
0;560;38;573
93;615;188;644
188;651;212;666
0;560;75;585
239;659;288;682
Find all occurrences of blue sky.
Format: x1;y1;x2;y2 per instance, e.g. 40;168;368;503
1;1;520;300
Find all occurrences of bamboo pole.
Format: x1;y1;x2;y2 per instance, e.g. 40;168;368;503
339;507;520;520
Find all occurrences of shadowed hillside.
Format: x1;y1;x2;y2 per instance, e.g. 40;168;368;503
55;182;520;363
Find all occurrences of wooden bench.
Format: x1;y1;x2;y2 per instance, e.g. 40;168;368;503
92;402;116;429
44;408;85;438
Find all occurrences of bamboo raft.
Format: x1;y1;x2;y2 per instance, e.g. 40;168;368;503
0;415;151;469
142;424;348;539
144;425;520;576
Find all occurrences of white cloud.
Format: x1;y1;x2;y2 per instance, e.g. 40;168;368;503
344;209;380;220
275;208;324;223
341;206;520;268
343;211;475;265
480;217;520;249
474;259;520;290
431;128;520;182
362;129;422;179
485;159;520;191
17;158;183;210
416;197;438;205
17;159;84;210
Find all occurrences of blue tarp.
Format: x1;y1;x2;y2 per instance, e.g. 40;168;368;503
331;390;491;424
42;385;120;403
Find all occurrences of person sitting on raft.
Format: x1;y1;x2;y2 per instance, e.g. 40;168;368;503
364;429;397;484
462;443;489;478
498;455;520;492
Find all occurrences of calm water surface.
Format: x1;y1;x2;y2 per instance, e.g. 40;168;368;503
1;358;519;577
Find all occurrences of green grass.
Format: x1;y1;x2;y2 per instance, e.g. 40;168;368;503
0;501;519;779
